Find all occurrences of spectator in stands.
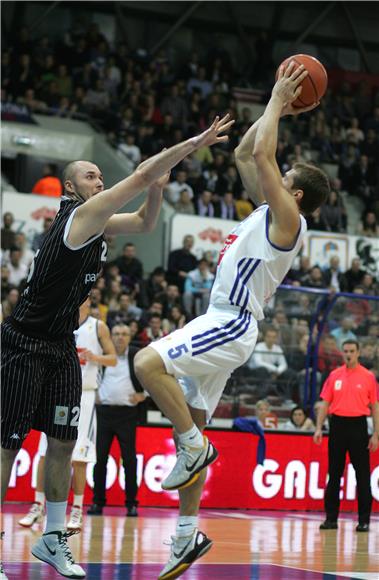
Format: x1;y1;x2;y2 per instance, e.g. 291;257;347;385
359;339;378;373
283;406;314;431
174;189;195;215
90;287;109;323
114;242;143;296
303;266;325;289
331;318;357;350
118;133;141;168
196;190;216;217
6;246;28;287
1;265;12;298
32;163;62;197
216;191;238;220
271;309;292;351
356;211;379;238
165;170;194;205
156;284;183;318
345;117;365;145
323;256;345;292
319;190;347;233
161;84;188;125
351;154;377;208
338;143;359;192
138;314;166;347
291;255;311;286
183;258;214;318
167;234;197;292
361;273;378;296
12;232;34;268
187;66;213;99
346;285;372;329
342;257;366;293
162;305;186;334
235;190;253;221
105;279;122;311
255;399;278;430
288;294;313;322
318;334;343;382
107;292;142;329
146;267;167;303
1;287;20;319
1;212;16;250
247;327;296;402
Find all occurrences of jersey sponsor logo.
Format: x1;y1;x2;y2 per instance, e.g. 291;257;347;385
10;433;21;440
218;234;238;265
85;273;98;284
334;380;342;390
54;406;69;426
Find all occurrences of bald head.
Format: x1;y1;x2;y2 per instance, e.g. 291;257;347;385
62;160;104;201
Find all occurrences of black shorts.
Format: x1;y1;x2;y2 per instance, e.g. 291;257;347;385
1;321;82;450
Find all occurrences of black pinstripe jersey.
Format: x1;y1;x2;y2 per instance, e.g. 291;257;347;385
11;197;107;340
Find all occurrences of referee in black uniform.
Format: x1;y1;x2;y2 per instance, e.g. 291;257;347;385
1;116;232;578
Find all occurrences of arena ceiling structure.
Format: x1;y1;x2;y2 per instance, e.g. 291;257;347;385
2;1;379;73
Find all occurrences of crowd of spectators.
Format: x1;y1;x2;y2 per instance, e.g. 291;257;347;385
2;23;379;231
1;23;379;414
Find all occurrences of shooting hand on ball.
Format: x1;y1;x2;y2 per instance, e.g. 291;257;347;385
272;61;309;106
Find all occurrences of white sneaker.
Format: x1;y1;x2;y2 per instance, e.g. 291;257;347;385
162;436;218;491
158;529;212;579
18;502;45;527
0;561;8;580
31;530;85;578
67;506;83;531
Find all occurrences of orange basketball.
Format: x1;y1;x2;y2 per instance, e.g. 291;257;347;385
275;54;328;108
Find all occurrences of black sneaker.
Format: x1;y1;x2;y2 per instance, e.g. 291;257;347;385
356;523;369;532
158;529;212;579
319;520;338;530
126;506;138;517
87;504;103;516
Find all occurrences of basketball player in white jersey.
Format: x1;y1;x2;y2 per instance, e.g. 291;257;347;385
134;62;330;578
18;298;116;531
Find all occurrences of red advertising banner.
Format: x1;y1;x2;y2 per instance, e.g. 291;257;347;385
5;427;379;512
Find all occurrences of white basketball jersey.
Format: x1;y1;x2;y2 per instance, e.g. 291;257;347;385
210;203;307;320
74;316;103;390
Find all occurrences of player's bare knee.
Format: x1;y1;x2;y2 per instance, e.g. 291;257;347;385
46;436;75;458
134;347;165;387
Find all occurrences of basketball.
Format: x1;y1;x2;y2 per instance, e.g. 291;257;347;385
275;54;328;108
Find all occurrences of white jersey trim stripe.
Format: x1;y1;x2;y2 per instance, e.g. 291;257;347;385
63;206;103;251
192;310;248;350
192;312;252;356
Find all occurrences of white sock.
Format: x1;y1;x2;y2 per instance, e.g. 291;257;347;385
176;516;198;539
73;495;83;509
178;425;203;449
35;491;45;505
44;501;67;533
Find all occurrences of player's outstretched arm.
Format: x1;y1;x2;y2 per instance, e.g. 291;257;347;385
104;171;170;235
234;118;266;207
96;321;117;366
253;63;310;246
69;116;234;246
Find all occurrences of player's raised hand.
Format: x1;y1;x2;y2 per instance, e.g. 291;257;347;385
149;169;171;193
192;114;235;149
281;100;319;117
272;61;309;105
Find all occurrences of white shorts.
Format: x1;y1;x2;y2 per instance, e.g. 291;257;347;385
38;390;96;463
150;304;258;419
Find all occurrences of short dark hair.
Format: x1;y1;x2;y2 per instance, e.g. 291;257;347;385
342;339;360;350
292;163;330;215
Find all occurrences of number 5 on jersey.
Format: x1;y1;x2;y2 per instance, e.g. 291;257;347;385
168;344;189;360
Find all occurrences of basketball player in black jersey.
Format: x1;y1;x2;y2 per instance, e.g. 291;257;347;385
0;114;233;579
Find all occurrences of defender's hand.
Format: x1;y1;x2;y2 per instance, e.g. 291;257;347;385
192;114;235;149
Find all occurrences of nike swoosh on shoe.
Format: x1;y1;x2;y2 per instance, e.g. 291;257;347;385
43;539;56;556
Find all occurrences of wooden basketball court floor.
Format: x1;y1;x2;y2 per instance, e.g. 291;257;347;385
2;504;379;579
